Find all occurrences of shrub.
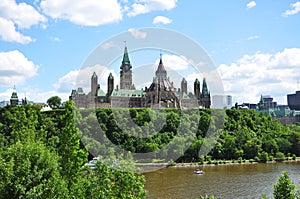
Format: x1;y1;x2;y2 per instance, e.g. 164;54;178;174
275;152;286;162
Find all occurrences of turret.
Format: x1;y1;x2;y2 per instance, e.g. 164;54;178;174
194;78;201;100
107;73;114;96
181;78;187;94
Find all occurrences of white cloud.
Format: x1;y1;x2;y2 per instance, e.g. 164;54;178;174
101;41;115;50
0;0;46;43
127;0;177;17
157;54;190;71
0;0;47;29
128;28;147;39
247;35;260;40
153;16;172;24
247;1;256;9
0;17;34;44
52;37;60;42
40;0;122;26
0;50;39;87
283;2;300;17
54;65;119;95
218;48;300;104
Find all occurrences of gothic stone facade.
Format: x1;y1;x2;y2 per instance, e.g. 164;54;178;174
70;46;211;109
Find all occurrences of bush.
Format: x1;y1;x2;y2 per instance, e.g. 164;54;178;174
269;155;274;161
275;152;286;162
254;156;260;162
292;154;296;161
260;152;269;163
238;157;243;163
167;159;176;166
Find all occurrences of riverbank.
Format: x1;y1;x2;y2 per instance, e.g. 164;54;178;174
135;157;300;171
169;158;300;168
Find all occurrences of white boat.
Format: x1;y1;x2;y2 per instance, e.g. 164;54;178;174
193;169;204;175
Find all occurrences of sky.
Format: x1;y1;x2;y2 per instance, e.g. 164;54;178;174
0;0;300;105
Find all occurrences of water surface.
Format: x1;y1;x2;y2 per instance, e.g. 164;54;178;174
144;162;300;199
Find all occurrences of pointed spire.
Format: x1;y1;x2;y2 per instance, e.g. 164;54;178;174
201;78;209;98
159;50;163;64
122;44;131;65
259;94;264;104
156;51;167;79
108;72;114;79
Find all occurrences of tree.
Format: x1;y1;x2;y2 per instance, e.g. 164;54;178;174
273;171;296;199
0;141;68;199
47;96;62;109
57;101;87;193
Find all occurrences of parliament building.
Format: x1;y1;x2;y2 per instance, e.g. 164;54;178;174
69;46;211;109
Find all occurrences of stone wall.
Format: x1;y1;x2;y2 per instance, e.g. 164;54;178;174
272;115;300;125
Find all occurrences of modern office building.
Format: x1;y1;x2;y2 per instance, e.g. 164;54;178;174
287;91;300;110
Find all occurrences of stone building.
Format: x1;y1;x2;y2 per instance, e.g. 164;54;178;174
287;91;300;110
70;45;211;109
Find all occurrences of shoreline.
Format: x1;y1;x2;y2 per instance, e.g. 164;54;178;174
135;158;300;171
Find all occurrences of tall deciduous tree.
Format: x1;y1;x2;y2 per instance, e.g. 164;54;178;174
47;96;62;109
273;171;296;199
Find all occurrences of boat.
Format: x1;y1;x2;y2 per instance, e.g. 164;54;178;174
193;169;204;175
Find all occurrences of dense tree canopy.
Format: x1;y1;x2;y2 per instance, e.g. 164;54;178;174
0;103;299;198
0;102;146;199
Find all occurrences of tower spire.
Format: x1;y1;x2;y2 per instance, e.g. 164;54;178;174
121;42;131;66
159;50;162;64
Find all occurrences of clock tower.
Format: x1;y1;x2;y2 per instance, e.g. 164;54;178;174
120;44;133;90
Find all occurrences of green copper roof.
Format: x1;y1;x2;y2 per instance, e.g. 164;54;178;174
97;88;106;97
111;89;145;97
122;46;131;65
77;87;84;94
194;78;200;85
201;78;209;97
108;73;114;79
10;92;18;99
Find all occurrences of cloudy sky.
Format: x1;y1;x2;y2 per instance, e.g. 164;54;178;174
0;0;300;104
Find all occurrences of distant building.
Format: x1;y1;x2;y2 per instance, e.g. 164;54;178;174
238;102;257;110
211;95;232;109
287;91;300;110
70;45;211;109
258;95;278;110
10;91;19;105
0;101;9;108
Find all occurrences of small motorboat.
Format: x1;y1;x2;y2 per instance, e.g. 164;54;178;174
193;169;204;175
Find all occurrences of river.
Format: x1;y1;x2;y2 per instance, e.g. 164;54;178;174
143;161;300;199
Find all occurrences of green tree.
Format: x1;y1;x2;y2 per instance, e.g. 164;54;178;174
57;101;87;193
273;171;296;199
47;96;62;109
0;141;68;199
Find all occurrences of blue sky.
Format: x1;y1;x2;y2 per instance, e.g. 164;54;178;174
0;0;300;104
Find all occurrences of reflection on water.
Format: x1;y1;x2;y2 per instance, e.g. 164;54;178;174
144;162;300;199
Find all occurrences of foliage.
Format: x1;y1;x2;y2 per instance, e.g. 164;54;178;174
0;102;146;198
0;141;68;199
1;103;300;198
275;152;286;162
46;96;62;109
273;171;297;199
80;108;300;162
